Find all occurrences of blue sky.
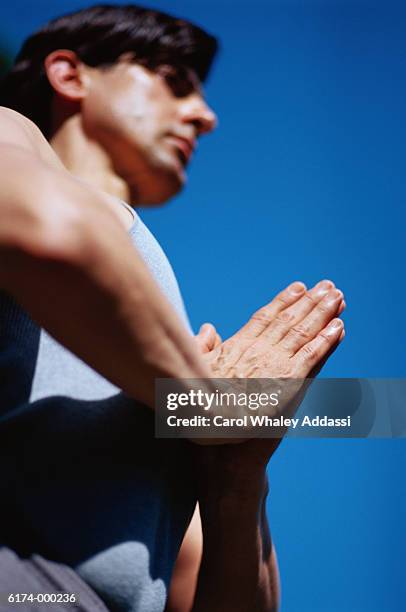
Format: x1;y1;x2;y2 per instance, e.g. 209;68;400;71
2;1;405;609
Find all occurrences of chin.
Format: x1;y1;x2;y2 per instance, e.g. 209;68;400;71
137;168;186;206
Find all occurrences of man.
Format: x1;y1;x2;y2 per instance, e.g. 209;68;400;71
0;5;345;611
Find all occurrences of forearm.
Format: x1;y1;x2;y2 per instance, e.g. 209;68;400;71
0;151;209;406
193;459;279;612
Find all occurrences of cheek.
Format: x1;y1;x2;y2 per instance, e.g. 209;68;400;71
82;73;137;132
82;73;171;156
81;86;120;136
109;89;158;142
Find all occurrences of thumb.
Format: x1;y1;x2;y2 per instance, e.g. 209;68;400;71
195;323;218;353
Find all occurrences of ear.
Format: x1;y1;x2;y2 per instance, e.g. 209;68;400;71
44;50;87;102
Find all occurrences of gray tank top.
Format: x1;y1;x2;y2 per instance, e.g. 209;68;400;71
0;207;196;612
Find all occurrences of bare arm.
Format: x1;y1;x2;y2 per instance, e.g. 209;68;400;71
1;108;345;611
168;282;346;611
192;448;280;612
0;108;345;413
0;108;209;407
167;499;279;612
166;505;203;612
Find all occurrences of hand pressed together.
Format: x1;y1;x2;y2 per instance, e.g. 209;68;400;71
203;279;345;379
192;279;345;450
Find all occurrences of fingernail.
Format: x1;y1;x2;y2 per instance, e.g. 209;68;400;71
319;280;334;289
326;289;343;304
314;280;334;296
288;281;306;294
327;319;343;332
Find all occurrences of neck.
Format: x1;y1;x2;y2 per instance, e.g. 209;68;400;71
50;114;131;202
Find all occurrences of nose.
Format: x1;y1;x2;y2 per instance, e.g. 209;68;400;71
180;94;218;136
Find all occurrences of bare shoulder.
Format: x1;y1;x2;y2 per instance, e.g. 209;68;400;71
0;107;63;168
0;106;41;147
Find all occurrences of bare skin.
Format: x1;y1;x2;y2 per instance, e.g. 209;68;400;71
46;50;217;204
168;282;345;611
0;47;346;612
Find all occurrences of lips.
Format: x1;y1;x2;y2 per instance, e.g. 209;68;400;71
167;134;196;164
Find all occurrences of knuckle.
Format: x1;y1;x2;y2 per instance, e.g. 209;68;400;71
319;331;333;344
275;310;294;324
275;294;291;308
281;363;295;377
302;343;318;362
216;342;231;364
251;307;271;323
316;301;332;315
289;325;311;341
242;348;260;366
303;293;317;307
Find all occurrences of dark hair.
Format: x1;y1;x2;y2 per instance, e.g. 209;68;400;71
0;4;218;136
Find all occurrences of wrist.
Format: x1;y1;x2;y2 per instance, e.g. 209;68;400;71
194;446;268;514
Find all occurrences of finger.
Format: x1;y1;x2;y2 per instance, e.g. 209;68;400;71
195;323;218;353
308;328;345;379
279;289;344;354
214;332;222;347
337;299;346;316
260;279;335;345
236;281;307;340
292;318;345;376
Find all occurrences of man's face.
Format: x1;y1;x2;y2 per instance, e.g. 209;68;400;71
80;57;217;204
